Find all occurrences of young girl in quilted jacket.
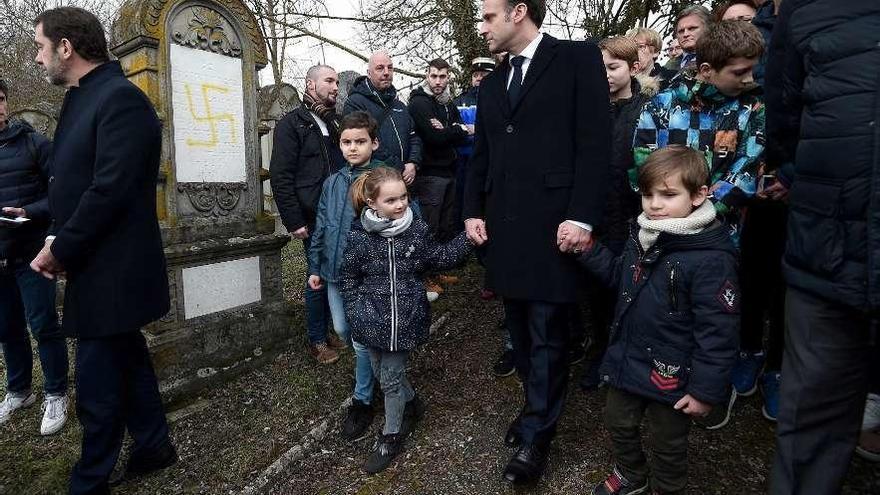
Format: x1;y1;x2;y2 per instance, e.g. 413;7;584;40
339;166;472;474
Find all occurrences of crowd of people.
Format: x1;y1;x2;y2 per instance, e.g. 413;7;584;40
1;0;879;494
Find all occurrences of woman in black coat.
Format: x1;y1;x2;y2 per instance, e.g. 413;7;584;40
339;167;471;475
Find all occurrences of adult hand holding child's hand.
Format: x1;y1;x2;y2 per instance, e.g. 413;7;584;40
465;218;488;246
308;275;323;290
674;394;712;417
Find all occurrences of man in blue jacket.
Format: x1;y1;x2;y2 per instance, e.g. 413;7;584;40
0;79;70;437
29;8;176;494
343;51;422;182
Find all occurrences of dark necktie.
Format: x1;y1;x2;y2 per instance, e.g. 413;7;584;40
507;55;525;107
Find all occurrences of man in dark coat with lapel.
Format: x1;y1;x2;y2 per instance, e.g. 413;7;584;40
29;7;176;494
464;0;611;484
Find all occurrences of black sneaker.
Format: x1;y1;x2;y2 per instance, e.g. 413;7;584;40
400;395;426;437
110;442;178;486
493;349;516;377
341;398;374;441
364;433;403;474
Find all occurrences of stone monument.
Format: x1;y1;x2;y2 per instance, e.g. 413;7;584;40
112;0;292;403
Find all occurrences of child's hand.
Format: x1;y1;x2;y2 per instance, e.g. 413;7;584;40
673;394;712;417
308;275;323;290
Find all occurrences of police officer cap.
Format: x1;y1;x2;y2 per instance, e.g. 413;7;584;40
471;57;495;72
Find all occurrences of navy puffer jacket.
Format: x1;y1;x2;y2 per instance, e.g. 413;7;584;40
577;221;740;405
766;0;880;313
343;77;422;172
339;215;471;352
0;121;52;259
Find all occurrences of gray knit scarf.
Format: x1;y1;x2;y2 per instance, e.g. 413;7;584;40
361;207;414;238
421;79;453;105
636;200;716;251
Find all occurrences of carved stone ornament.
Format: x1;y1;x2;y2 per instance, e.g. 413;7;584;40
172;6;242;57
177;182;248;217
111;0;268;67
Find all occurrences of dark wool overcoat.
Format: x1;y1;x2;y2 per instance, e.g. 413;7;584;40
48;62;169;337
463;35;612;303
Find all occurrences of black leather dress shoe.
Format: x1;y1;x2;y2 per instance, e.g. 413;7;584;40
502;443;548;485
504;422;522;448
110;442;178;486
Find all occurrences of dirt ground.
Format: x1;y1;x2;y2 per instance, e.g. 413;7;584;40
3;244;879;494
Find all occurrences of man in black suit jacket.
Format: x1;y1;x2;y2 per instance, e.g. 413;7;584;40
464;0;611;484
30;8;176;494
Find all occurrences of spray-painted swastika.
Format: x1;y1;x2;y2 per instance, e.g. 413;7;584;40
184;83;238;148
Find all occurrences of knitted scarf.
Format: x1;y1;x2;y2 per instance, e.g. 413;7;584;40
420;79;452;105
636;200;716;251
361;207;414;238
302;91;341;140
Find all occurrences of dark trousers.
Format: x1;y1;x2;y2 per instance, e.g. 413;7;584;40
69;332;171;495
504;298;569;447
412;175;456;242
770;288;871;495
739;200;787;369
604;387;691;494
0;259;68;395
301;236;330;345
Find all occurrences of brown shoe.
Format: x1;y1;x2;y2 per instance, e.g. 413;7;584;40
310;343;339;364
425;278;444;294
326;333;347;350
437;274;460;285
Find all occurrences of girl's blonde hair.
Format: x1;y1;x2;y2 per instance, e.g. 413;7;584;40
350;166;405;214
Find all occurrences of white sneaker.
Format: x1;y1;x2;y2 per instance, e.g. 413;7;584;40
862;393;880;431
426;291;439;302
40;394;69;435
0;391;36;424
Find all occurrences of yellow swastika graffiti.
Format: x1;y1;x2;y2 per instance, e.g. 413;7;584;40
184;83;238;148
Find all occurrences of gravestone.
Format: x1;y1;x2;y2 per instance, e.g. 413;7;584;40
112;0;292;403
257;83;299;232
9;108;58;138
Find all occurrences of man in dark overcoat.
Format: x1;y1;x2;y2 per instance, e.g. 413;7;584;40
29;7;176;494
464;0;611;484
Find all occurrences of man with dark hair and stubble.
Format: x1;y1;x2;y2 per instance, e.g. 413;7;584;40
408;57;473;294
29;7;177;493
465;0;611;484
270;64;347;365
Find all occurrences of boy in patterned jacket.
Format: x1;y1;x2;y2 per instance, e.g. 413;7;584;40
631;20;765;242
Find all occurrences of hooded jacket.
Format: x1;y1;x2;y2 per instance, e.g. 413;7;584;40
0;121;52;260
577;221;740;405
307;159;384;283
407;84;469;178
632;73;766;237
343;77;422;171
339;214;471;352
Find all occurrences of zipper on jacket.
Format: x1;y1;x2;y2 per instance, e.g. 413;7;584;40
371;88;405;163
668;265;678;312
387;238;398;351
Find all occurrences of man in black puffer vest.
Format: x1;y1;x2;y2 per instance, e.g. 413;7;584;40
0;79;70;436
766;1;880;493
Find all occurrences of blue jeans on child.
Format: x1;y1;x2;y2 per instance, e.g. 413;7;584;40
0;259;68;396
302;237;330;345
326;282;374;404
368;349;414;435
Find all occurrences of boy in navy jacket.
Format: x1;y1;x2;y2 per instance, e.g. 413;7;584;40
576;146;739;495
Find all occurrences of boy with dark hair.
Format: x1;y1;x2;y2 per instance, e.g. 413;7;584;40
309;110;384;443
632;19;765;244
577;145;739;495
408;56;472;294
